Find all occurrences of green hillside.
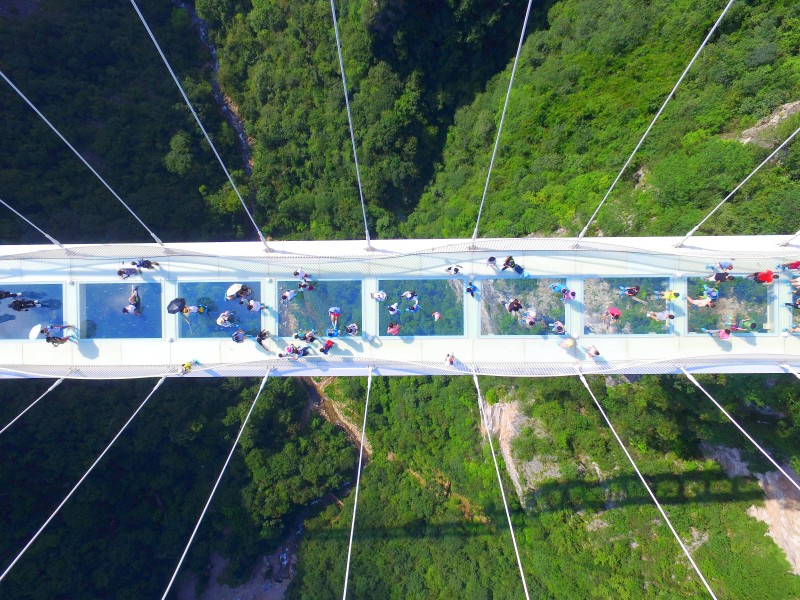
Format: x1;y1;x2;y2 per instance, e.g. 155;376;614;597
0;0;799;598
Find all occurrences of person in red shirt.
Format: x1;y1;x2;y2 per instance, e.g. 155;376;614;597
320;339;335;355
777;261;800;271
747;270;779;284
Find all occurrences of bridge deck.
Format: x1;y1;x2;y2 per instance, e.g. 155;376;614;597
1;236;799;379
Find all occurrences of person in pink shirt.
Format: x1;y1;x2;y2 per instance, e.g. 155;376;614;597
387;322;401;336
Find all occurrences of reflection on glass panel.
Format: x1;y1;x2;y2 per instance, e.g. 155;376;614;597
80;283;162;339
277;280;361;337
583;277;673;335
0;284;64;340
176;282;263;338
377;279;463;336
686;276;769;334
480;278;566;336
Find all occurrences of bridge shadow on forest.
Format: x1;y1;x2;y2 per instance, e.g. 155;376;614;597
307;469;762;541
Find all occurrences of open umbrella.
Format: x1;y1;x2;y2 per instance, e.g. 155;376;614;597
29;323;43;340
226;283;243;299
167;298;186;314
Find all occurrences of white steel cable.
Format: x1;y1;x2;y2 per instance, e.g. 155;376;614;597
129;0;270;253
161;371;271;600
472;0;534;244
780;364;800;381
680;124;800;247
578;0;736;241
0;375;166;584
0;197;63;247
0;378;64;437
782;227;800;248
329;0;372;249
579;374;718;599
472;372;531;600
342;367;373;599
681;368;800;494
0;70;164;245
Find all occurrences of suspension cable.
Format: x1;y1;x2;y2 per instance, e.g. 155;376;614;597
472;372;531;600
579;374;717;598
342;367;373;599
161;371;271;600
781;227;800;248
0;375;166;584
577;0;736;242
0;69;164;246
780;364;800;381
129;0;270;253
472;0;533;244
329;0;371;249
0;197;63;247
679;124;800;247
681;368;800;494
0;378;64;437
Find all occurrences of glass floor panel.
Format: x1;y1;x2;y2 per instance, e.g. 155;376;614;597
584;277;673;334
377;279;463;336
277;280;361;337
480;278;566;335
176;281;263;338
686;276;769;333
80;283;162;339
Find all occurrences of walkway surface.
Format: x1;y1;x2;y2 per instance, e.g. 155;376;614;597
1;235;799;379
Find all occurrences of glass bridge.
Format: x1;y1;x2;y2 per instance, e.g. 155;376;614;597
0;235;798;379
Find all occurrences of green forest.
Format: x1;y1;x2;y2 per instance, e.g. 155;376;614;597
1;0;800;598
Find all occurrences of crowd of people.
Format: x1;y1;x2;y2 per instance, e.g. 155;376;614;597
5;254;795;362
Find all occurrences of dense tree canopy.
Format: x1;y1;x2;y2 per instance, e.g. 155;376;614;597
1;0;799;598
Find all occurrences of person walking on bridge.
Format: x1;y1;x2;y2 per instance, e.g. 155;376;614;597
746;270;779;284
329;307;341;328
294;330;317;343
686;295;715;308
706;272;735;284
777;260;800;271
132;259;159;270
122;287;141;316
40;323;77;337
702;328;731;340
501;256;516;271
45;335;76;346
216;310;235;327
117;267;140;280
646;310;674;323
705;260;734;271
654;289;680;301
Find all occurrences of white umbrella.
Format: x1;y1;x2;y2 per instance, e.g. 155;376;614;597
29;324;43;340
226;283;243;299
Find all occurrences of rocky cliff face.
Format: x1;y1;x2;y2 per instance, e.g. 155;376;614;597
748;469;800;575
480;400;560;505
699;444;800;575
